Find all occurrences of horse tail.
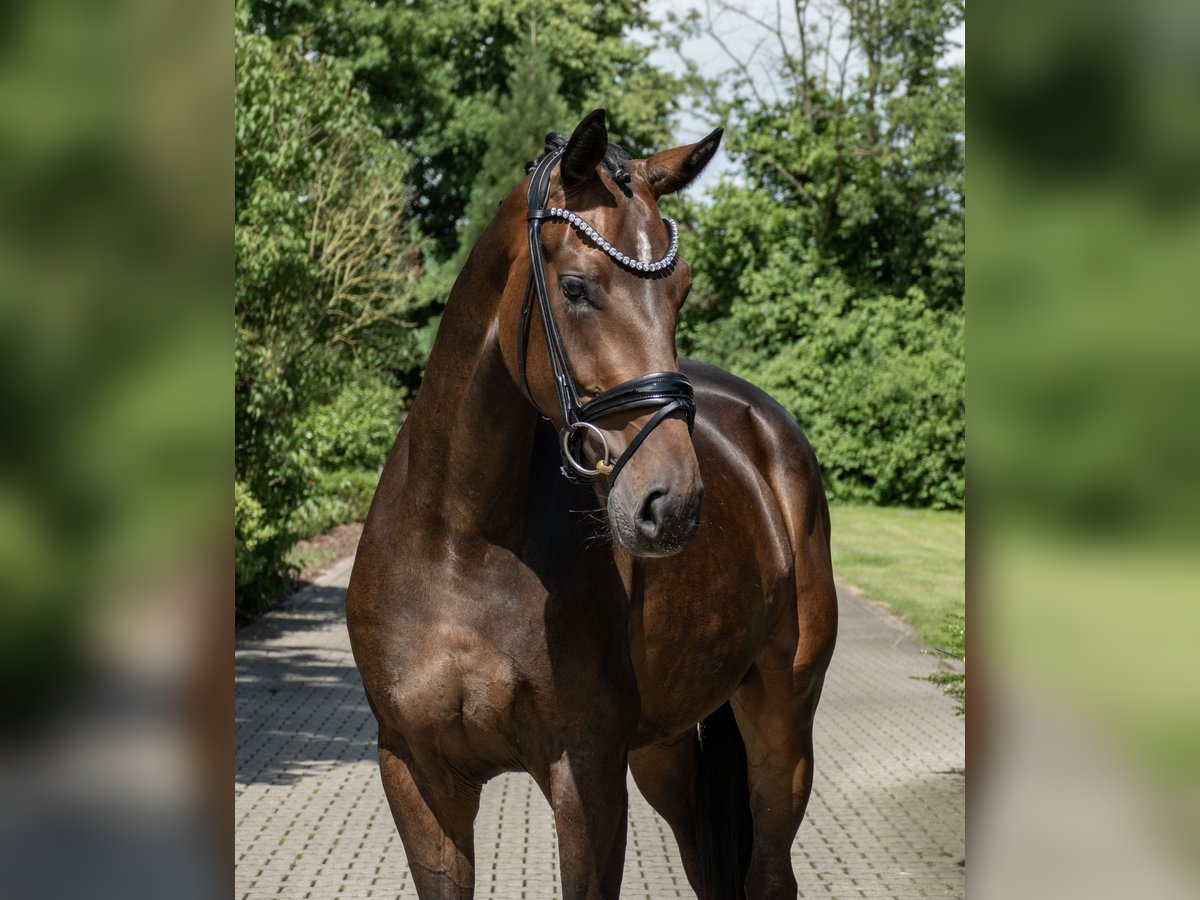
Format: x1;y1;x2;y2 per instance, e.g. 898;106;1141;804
694;701;753;899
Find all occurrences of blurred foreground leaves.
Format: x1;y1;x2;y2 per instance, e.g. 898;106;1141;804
0;0;228;713
0;0;230;897
971;0;1200;893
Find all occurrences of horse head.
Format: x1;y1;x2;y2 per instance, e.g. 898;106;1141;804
497;109;722;558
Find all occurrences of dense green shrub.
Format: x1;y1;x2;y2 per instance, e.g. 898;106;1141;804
235;13;420;614
679;199;965;509
754;287;963;510
234;481;284;614
288;374;405;540
291;469;383;541
299;375;406;473
674;0;964;509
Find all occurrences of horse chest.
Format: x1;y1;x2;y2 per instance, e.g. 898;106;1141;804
356;535;638;763
386;619;525;738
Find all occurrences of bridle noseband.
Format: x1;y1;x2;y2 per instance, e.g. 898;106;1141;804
517;148;696;487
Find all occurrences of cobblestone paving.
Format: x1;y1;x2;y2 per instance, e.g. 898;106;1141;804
236;555;964;898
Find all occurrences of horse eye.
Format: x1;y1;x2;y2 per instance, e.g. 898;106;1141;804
558;276;590;304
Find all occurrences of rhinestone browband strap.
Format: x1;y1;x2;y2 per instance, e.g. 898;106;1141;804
537;207;679;273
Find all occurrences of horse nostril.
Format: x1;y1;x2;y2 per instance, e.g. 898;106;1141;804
636;486;669;539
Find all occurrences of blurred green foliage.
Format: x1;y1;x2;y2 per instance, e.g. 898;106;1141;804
0;0;234;886
971;0;1200;540
675;0;964;508
969;0;1200;883
971;0;1200;815
0;0;229;705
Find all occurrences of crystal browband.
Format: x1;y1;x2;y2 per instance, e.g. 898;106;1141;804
539;208;679;273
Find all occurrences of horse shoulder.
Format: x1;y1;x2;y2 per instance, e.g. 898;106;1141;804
347;424;529;739
683;358;837;673
348;546;536;770
683;358;829;555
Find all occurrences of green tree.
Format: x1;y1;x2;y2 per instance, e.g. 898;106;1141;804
675;0;965;508
245;0;681;258
455;19;571;263
235;14;421;612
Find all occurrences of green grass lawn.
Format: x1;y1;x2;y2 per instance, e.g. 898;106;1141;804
828;504;965;650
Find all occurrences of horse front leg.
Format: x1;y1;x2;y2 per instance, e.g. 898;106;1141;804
542;742;630;900
732;596;837;899
378;733;481;900
628;730;707;892
731;673;818;899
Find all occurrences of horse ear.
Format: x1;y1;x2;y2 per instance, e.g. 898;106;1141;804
560;109;609;190
644;127;724;198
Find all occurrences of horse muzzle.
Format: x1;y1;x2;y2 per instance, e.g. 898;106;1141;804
609;475;703;558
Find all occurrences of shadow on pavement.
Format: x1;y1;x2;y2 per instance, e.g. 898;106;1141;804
236;585;377;787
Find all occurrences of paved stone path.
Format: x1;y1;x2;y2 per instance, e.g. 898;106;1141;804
236;555;964;898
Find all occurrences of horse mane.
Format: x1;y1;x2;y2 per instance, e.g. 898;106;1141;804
527;133;632;185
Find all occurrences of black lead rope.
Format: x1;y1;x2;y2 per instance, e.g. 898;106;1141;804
517;149;696;487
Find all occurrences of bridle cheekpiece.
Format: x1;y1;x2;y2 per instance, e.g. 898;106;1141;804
517;147;697;487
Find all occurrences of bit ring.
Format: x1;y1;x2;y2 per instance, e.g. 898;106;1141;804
559;421;614;479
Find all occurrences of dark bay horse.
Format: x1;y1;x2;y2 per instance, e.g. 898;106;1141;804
346;109;838;899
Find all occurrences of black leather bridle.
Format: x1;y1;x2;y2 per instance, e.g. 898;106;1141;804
517;147;696;487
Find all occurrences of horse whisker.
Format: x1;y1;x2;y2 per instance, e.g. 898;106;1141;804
569;506;613;548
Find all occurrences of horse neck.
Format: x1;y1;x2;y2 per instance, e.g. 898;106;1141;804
402;224;538;540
